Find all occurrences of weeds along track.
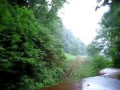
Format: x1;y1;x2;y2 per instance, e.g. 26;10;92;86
64;56;92;82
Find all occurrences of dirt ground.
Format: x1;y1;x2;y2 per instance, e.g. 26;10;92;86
64;55;89;82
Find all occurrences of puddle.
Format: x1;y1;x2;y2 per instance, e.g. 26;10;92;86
98;68;120;79
39;76;120;90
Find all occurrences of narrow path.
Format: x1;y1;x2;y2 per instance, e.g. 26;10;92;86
64;56;89;82
39;57;120;90
39;65;120;90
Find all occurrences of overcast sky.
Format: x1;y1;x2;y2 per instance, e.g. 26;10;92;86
59;0;109;45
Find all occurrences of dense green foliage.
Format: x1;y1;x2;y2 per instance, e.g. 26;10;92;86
100;1;120;68
90;55;113;74
0;0;67;90
88;0;120;68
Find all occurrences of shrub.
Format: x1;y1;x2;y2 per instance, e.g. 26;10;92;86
91;55;113;74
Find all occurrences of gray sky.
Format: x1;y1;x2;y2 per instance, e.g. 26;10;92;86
59;0;109;45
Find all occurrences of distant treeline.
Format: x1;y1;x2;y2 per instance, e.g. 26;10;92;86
57;28;87;55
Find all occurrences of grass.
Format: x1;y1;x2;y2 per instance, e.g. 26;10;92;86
64;55;113;82
70;60;94;81
65;53;76;61
64;57;95;82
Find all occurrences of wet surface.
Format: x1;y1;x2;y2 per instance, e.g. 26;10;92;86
82;76;120;90
38;76;120;90
98;68;120;79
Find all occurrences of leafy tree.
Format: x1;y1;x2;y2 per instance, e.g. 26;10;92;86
0;0;67;89
90;0;120;68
